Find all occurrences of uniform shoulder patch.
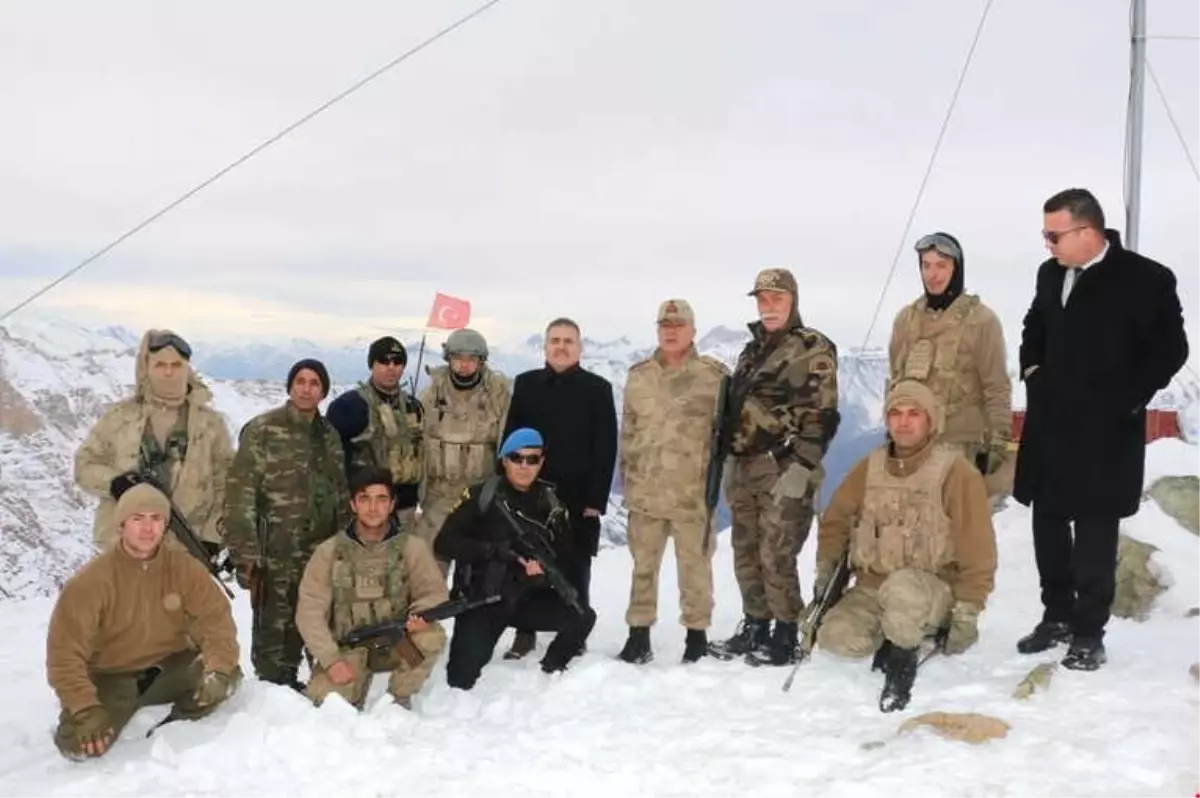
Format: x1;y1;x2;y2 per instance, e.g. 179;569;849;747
809;353;836;376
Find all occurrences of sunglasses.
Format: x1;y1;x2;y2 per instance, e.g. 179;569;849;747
504;452;543;466
375;355;405;366
1041;225;1087;245
147;331;192;360
913;233;962;263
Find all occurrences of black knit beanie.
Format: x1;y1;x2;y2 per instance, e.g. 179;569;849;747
287;358;331;397
368;336;408;367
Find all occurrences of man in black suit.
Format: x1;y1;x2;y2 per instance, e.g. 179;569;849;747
1014;188;1189;671
499;318;619;660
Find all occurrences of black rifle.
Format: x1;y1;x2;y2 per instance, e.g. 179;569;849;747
494;498;586;617
781;550;851;692
111;472;234;599
702;374;733;554
338;594;501;650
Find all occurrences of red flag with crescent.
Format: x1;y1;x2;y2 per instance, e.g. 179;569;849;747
427;292;471;330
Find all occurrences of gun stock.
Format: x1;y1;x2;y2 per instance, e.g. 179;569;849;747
782;551;851;692
702;374;733;554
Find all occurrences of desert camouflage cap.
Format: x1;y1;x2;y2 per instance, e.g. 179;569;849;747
747;267;797;296
656;298;695;325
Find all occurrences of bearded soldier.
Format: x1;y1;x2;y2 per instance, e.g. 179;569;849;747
888;232;1014;505
618;299;729;664
327;336;425;529
709;268;840;666
75;329;233;559
296;467;449;710
224;359;350;691
815;380;997;712
416;329;511;562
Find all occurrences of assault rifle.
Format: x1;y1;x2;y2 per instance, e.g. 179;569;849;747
494;498;586;617
338;594;501;650
781;550;851;692
110;472;234;599
702;374;733;554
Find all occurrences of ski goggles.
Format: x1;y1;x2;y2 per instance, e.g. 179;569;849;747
913;233;962;263
146;331;193;359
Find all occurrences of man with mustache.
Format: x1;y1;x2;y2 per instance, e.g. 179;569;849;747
709;268;841;667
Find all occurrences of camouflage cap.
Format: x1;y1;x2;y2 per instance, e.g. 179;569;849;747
656;299;695;325
747;267;797;296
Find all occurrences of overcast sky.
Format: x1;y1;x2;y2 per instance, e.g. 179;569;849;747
1;0;1197;366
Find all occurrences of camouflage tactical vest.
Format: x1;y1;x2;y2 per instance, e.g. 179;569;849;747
850;445;956;576
138;403;190;495
349;382;424;485
330;530;409;640
425;369;507;486
895;294;981;420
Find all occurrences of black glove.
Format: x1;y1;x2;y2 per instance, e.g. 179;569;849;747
109;471;144;500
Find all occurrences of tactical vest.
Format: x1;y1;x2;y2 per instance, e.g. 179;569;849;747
330;530;409;640
896;294;981;421
425;371;506;486
138;403;190;495
348;382;424;484
850;445;956;576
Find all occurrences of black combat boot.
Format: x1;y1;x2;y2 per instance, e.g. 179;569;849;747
682;629;708;664
504;630;537;660
879;644;918;713
747;620;799;667
617;626;653;664
871;639;895;673
1061;637;1106;671
707;617;772;661
1016;620;1072;654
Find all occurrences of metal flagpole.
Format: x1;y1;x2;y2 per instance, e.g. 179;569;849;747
1124;0;1147;252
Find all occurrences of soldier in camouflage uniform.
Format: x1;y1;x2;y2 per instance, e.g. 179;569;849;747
888;232;1014;506
326;336;425;530
296;467;449;710
416;329;511;568
75;329;233;558
709;268;841;666
223;359;351;690
815;379;997;712
618;299;729;665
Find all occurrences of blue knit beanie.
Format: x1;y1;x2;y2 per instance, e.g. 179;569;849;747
498;428;544;459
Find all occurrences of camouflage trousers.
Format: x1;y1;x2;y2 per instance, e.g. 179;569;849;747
816;568;954;656
306;622;447;707
251;556;310;685
624;512;715;630
54;649;242;758
728;454;818;622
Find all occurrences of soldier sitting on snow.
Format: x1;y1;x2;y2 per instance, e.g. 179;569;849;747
813;380;998;712
46;483;241;759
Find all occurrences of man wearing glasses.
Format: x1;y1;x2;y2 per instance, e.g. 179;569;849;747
434;428;597;688
1013;187;1189;671
75;329;233;561
327;336;426;530
888;231;1014;508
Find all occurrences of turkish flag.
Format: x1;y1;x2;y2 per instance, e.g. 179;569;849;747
426;292;471;329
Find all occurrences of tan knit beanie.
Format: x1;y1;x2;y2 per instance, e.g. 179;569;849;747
885;379;945;437
116;483;171;526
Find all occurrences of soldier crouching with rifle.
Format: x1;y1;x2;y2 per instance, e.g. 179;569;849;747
435;428;598;689
295;467;451;710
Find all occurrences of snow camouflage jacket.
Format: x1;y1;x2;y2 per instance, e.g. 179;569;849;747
74;334;233;547
729;319;840;472
620;346;730;521
223;402;351;567
418;365;512;494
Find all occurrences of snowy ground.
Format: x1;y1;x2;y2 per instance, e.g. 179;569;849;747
1;443;1197;797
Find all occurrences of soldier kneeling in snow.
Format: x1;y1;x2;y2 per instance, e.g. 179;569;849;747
46;483;242;760
813;380;997;712
296;467;449;710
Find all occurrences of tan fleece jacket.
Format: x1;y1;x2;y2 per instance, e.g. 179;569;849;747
817;441;998;607
295;531;449;669
46;543;239;714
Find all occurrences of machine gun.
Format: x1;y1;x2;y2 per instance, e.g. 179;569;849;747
781;550;851;692
702;374;733;553
494;498;586;617
338;594;501;650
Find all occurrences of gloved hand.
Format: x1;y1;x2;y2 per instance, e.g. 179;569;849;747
192;670;240;708
108;471;143;500
980;440;1008;475
770;462;812;504
943;600;981;655
69;705;115;757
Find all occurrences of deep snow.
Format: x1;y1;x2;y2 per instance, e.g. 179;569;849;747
0;442;1197;798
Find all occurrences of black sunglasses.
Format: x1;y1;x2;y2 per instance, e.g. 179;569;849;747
147;331;192;360
504;452;543;466
375;355;406;366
